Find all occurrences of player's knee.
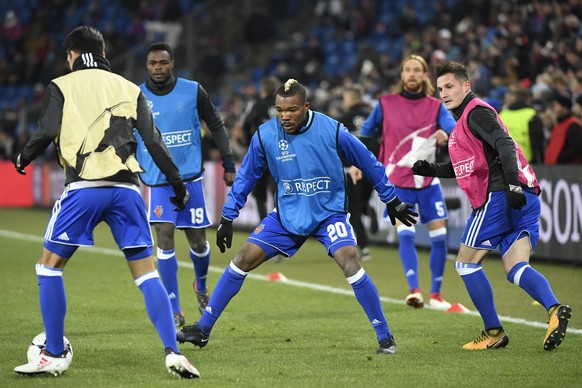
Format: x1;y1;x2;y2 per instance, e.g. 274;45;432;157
341;259;362;278
232;250;260;272
232;256;252;272
334;250;360;277
155;234;173;249
191;240;208;253
186;229;206;249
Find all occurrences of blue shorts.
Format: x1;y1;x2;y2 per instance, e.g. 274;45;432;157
248;212;356;259
43;186;154;260
148;179;211;229
461;190;540;256
394;182;448;224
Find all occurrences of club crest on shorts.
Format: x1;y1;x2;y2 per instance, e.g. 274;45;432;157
255;223;265;234
154;205;163;218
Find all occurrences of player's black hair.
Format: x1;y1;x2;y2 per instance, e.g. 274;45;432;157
63;26;105;55
276;79;307;103
435;61;469;83
146;42;174;60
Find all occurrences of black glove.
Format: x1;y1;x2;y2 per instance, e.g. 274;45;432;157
386;197;418;227
411;160;437;177
11;153;27;175
169;180;190;211
507;184;526;210
216;217;233;253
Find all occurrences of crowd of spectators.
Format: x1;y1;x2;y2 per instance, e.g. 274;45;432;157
1;0;582;164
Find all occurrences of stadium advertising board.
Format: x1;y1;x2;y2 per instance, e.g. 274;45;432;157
1;161;580;263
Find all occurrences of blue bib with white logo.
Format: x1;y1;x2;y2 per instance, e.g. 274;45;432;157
136;78;202;186
258;111;347;235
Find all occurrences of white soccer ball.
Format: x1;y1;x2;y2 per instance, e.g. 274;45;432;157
27;332;73;363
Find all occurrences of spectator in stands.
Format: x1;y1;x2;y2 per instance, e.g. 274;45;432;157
499;84;545;164
5;0;582;174
338;84;378;261
544;94;582;164
242;76;280;221
0;129;14;159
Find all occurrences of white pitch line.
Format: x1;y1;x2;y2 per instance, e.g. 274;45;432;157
2;229;580;335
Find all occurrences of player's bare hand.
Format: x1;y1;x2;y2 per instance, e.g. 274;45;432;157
349;166;363;185
224;171;236;187
431;129;449;147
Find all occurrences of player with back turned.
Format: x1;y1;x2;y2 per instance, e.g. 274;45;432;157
413;61;572;350
177;79;418;355
11;26;199;378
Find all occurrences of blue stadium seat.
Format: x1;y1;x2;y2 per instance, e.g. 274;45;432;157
324;54;342;76
323;40;339;56
251;67;265;85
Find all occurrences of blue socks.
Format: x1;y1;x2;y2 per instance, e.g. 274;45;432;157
398;228;419;291
157;241;211;314
348;268;392;341
36;264;66;356
429;228;447;294
196;263;393;344
197;262;247;334
191;242;210;292
507;261;559;310
157;248;181;314
136;271;178;353
455;262;501;330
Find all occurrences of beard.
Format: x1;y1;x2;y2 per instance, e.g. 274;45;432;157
404;79;423;94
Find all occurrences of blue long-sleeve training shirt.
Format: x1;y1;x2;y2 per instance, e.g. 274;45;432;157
222;110;397;235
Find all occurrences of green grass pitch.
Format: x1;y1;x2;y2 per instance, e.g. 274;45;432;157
0;208;580;387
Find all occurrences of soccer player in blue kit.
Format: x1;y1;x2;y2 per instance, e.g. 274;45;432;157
11;27;198;378
177;79;418;354
135;42;236;327
413;61;571;350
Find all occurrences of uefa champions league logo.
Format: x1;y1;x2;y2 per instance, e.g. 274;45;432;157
276;139;296;162
147;100;160;118
283;182;293;193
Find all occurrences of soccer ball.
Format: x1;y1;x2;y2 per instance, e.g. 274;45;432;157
26;332;73;363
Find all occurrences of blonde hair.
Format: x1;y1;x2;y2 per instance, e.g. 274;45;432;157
276;79;307;102
284;79;297;92
399;55;434;96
